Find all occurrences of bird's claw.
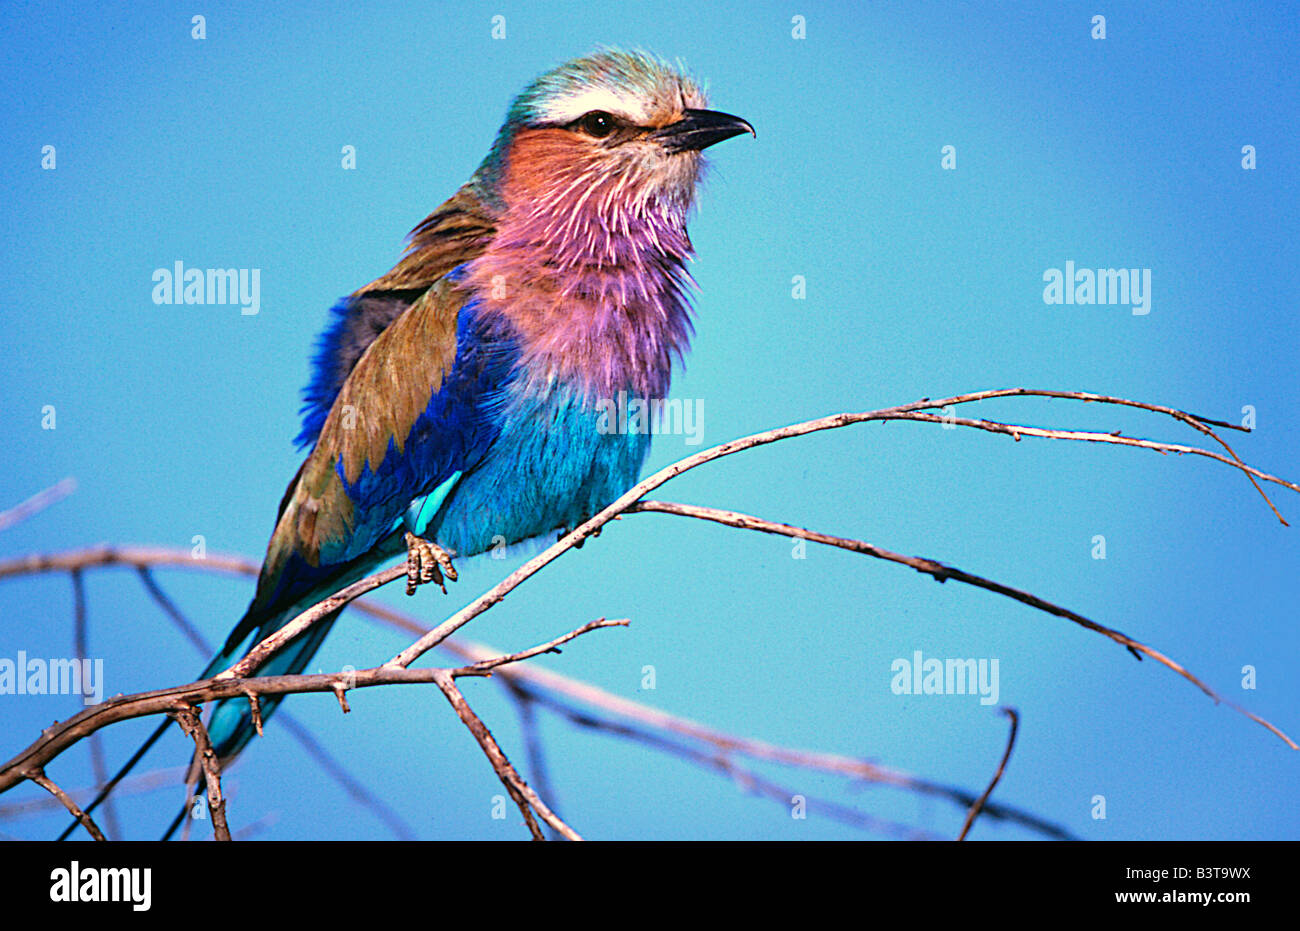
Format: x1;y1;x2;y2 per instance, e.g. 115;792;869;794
404;533;457;595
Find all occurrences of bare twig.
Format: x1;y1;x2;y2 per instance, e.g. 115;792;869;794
216;566;408;680
0;765;188;819
136;566;211;656
386;391;1299;674
625;499;1296;748
275;714;416;840
959;708;1020;841
1;388;1295;840
134;570;414;838
435;636;1074;836
915;388;1283;524
503;684;561;836
451;618;629;677
431;670;549;840
0;477;76;532
71;570;120;840
0;545;1216;838
28;769;105;841
170;706;231;841
0;546;260;580
506;679;948;839
0;621;625;796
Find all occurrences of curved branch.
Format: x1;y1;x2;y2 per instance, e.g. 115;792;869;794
625;500;1296;748
0;478;77;533
0;546;1066;836
958;708;1020;841
431;669;573;840
387;389;1298;671
170;705;231;841
1;387;1295;839
0;621;624;798
29;769;105;842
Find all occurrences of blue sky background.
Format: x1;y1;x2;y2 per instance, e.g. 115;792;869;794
2;1;1297;841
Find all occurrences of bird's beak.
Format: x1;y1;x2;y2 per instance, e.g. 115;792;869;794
651;109;755;153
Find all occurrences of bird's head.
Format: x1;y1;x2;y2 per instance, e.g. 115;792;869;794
473;49;752;253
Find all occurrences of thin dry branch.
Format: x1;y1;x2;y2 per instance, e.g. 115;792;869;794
0;619;625;801
958;708;1020;841
274;714;416;841
437;619;625;840
131;567;417;839
0;544;1067;836
502;677;952;840
946;389;1281;524
136;566;211;656
29;769;105;841
0;477;77;533
452;618;629;677
432;670;560;840
928;388;1294;512
71;569;120;840
385;389;1299;675
434;636;1075;837
3;620;616;840
0;388;1295;840
625;499;1296;748
170;706;231;841
0;765;187;819
0;546;260;580
904;411;1295;499
216;566;408;680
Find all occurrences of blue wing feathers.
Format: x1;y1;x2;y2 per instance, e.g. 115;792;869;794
296;290;423;449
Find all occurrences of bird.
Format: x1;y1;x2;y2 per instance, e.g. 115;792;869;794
62;47;751;839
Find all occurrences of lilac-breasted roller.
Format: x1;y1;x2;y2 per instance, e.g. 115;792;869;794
67;48;751;839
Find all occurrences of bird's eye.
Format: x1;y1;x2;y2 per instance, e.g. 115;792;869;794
577;111;616;138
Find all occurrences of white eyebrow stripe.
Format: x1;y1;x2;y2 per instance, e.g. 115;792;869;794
539;87;650;125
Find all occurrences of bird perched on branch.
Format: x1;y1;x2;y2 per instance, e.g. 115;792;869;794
66;47;751;839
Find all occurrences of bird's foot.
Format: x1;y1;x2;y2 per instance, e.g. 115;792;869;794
404;533;457;595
